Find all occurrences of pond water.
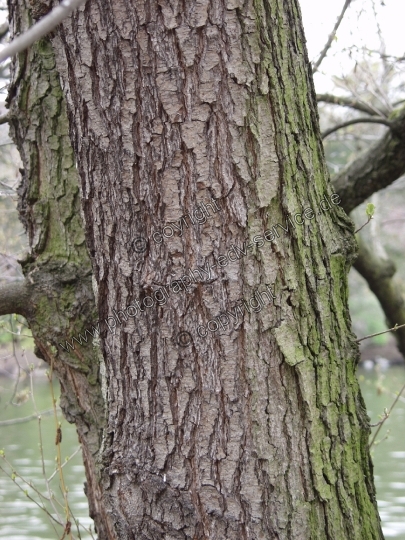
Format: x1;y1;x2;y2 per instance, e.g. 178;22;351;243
0;367;404;539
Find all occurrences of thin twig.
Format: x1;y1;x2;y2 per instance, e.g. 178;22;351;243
369;380;405;448
0;408;57;426
48;359;72;539
381;218;405;225
322;117;392;139
47;446;82;482
0;0;86;64
356;322;405;343
312;0;353;73
354;216;372;234
370;409;389;428
26;357;64;525
0;464;63;530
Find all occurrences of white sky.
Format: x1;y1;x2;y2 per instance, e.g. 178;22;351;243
299;0;405;93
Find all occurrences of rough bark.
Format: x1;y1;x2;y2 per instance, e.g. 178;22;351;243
333;104;405;213
45;0;384;538
6;0;113;536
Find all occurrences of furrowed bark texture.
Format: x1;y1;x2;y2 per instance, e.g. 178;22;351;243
51;0;383;538
7;0;112;536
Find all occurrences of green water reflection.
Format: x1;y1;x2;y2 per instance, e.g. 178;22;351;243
0;375;93;540
0;368;404;539
360;366;405;539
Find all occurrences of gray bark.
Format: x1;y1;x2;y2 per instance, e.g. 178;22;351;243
46;0;383;538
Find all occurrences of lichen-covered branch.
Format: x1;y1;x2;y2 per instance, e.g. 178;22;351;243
0;280;30;316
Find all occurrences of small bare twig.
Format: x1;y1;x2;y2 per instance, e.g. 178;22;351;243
356;322;405;343
0;461;63;533
312;0;353;73
47;446;81;483
47;359;72;539
354;216;372;234
0;408;57;426
369;380;405;448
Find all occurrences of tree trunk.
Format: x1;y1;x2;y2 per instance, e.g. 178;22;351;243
8;0;384;538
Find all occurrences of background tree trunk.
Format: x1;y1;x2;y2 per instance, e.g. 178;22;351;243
8;0;385;538
6;0;113;536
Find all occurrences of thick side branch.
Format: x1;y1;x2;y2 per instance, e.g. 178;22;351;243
333;105;405;213
0;280;30;316
354;236;405;357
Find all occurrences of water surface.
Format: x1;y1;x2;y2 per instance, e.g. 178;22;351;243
0;368;404;539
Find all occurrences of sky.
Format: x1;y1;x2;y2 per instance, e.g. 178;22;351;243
299;0;405;93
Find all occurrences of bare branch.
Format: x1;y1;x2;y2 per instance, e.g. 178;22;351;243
0;112;9;124
312;0;353;73
0;0;86;64
0;408;57;426
322;117;392;139
332;105;405;213
0;281;31;317
316;93;387;116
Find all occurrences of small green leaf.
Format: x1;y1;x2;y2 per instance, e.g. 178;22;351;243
366;203;375;219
